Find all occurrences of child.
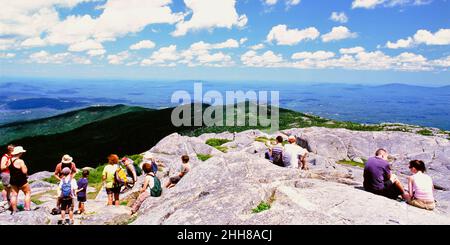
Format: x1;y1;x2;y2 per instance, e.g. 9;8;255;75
58;167;77;225
75;169;89;214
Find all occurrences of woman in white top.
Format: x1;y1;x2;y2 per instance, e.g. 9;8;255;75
406;160;435;210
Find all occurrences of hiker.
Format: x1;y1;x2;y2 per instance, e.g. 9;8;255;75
54;154;77;181
58;167;78;225
0;145;14;203
404;160;435;210
130;162;162;215
8;146;31;214
53;154;77;209
284;135;308;169
269;136;284;167
102;154;121;206
75;169;89;214
121;157;138;188
165;155;191;189
363;149;407;200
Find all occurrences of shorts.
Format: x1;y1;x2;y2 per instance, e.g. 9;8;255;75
77;196;87;203
0;173;10;187
106;187;121;195
169;176;181;184
408;199;435;210
61;198;74;211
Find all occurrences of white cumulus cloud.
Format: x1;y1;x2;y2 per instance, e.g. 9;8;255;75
172;0;247;37
267;24;320;46
321;26;357;42
330;12;348;23
130;40;156;50
385;28;450;49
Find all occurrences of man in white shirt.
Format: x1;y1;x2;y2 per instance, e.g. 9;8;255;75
284;135;308;169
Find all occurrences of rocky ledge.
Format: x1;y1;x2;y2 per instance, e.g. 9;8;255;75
1;127;449;225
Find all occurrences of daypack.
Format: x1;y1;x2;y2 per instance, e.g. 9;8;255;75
61;178;72;198
151;161;158;174
149;175;162;197
133;163;142;176
272;147;284;167
114;167;128;187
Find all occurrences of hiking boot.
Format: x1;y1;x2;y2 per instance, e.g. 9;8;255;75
57;220;63;225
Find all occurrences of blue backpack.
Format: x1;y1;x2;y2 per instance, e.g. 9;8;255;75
61;178;72;199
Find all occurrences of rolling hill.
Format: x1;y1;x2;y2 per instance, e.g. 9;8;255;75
2;103;445;173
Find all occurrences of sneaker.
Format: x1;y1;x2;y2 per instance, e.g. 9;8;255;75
57;220;63;225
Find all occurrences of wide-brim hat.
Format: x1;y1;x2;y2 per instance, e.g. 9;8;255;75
61;154;73;164
11;146;26;155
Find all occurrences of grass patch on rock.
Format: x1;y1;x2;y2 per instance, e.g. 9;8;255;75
206;138;231;153
197;154;212;161
252;201;271;213
417;129;433;136
337;160;365;168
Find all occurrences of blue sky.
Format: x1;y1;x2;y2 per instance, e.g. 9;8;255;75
0;0;449;85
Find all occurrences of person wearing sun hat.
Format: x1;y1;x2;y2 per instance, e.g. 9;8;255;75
54;154;77;181
53;154;77;211
8;146;31;215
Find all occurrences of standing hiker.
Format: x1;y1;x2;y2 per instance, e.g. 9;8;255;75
0;145;14;203
9;146;31;215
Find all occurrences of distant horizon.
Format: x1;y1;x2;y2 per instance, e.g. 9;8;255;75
1;75;450;88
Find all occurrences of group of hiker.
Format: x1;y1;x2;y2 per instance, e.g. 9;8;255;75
363;148;436;210
1;145;31;214
265;135;309;169
266;135;437;211
0;137;438;225
0;144;192;224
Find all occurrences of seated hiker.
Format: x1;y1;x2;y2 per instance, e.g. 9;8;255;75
165;155;191;189
102;154;121;206
363;149;407;200
54;154;77;209
75;169;89;215
284;135;309;169
404;160;435;210
9;146;31;215
58;167;77;225
269;136;285;167
121;157;138;189
130;162;162;215
0;144;14;203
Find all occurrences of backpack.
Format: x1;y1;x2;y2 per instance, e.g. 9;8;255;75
149;175;162;197
272;147;284;167
61;178;72;199
114;167;128;187
133;163;142;176
151;161;158;174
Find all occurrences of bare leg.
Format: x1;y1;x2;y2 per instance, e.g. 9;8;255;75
2;189;7;201
61;210;66;221
301;156;309;170
107;193;113;206
23;184;31;210
114;193;119;206
10;186;18;213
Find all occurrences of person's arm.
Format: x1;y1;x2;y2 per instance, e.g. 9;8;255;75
102;168;107;185
21;161;28;175
54;164;62;181
408;176;414;198
0;157;6;171
141;176;149;193
70;163;77;178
